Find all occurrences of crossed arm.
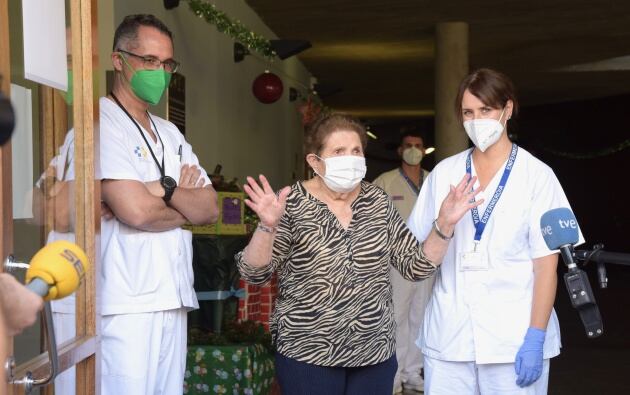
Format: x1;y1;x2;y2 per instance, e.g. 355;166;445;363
102;165;218;232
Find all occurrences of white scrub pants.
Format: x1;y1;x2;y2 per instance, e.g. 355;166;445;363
53;312;76;395
391;267;434;386
424;356;549;395
101;308;187;395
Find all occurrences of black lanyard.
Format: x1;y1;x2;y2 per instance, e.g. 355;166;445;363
110;92;166;177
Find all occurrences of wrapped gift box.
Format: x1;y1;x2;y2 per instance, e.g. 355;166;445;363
184;343;274;395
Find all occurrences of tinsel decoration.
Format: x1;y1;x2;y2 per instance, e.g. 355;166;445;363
297;94;330;128
186;0;276;60
543;138;630;159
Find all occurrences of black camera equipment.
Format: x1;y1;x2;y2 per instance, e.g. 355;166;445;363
570;244;630;337
0;74;16;146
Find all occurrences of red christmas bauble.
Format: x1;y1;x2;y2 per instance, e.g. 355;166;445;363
252;72;283;104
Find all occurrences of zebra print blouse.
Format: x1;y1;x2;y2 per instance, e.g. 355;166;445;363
236;181;436;367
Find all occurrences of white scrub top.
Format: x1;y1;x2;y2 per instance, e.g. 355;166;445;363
99;97;210;316
40;130;77;314
407;146;584;364
372;167;429;220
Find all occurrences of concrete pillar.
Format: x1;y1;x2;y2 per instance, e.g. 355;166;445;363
435;22;469;161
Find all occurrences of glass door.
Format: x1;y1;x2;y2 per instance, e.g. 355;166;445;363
0;0;99;394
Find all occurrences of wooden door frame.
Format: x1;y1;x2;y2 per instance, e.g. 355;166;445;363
1;0;100;394
0;0;15;389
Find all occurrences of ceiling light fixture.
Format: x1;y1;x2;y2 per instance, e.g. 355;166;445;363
313;82;342;98
234;42;250;63
163;0;180;10
234;40;311;63
270;40;312;60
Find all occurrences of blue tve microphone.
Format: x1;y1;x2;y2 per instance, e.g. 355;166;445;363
540;207;603;338
541;207;580;268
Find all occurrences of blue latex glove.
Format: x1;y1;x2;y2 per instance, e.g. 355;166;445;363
514;327;545;387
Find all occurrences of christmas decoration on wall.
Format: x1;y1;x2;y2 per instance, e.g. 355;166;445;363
186;0;276;60
252;72;283;104
297;94;330;127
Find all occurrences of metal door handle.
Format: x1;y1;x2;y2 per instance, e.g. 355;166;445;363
6;302;59;393
3;254;59;393
3;255;29;272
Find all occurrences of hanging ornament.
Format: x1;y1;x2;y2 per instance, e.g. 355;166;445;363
252;72;283;104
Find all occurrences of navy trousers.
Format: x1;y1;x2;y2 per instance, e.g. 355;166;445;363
275;352;398;395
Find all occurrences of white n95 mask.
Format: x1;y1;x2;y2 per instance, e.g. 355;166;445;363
402;147;423;166
463;108;506;152
314;155;366;193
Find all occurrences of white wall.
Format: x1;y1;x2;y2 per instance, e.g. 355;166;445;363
100;0;311;189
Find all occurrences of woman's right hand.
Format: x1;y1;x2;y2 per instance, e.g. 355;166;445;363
243;175;290;228
436;173;484;233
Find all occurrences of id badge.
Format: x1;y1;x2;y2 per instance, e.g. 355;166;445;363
460;251;488;271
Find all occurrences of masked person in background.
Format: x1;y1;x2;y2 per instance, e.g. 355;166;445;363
99;14;218;394
236;113;484;395
373;130;434;394
407;68;583;394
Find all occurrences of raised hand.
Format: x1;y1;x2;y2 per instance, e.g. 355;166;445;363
243;175;290;228
437;173;484;229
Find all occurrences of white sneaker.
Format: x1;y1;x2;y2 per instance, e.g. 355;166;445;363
403;374;424;392
393;380;403;394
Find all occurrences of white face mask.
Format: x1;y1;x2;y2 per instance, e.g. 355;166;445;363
402;147;423;166
313;155;367;193
463;108;506;152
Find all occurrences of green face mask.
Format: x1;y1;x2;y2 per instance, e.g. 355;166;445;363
122;55;171;105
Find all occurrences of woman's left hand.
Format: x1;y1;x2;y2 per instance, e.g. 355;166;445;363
436;173;484;232
243;175;290;228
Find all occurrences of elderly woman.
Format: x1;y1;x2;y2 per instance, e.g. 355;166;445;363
236;113;481;395
407;68;583;394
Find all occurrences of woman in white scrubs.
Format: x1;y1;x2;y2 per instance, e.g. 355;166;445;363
407;68;581;394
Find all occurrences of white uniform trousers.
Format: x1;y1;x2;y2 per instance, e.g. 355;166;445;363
53;312;76;395
101;308;187;395
392;266;434;385
424;355;550;395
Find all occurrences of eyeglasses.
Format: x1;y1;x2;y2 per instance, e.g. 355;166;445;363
117;49;180;73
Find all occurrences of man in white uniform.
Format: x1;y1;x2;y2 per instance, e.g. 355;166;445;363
100;14;218;394
373;131;434;393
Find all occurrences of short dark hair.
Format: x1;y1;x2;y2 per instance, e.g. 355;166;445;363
455;68;519;122
304;113;368;155
399;128;424;147
113;14;173;51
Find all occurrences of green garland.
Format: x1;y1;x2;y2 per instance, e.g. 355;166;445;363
543;138;630;159
185;0;276;59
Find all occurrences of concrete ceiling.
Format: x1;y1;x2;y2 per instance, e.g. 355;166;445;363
246;0;630;120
